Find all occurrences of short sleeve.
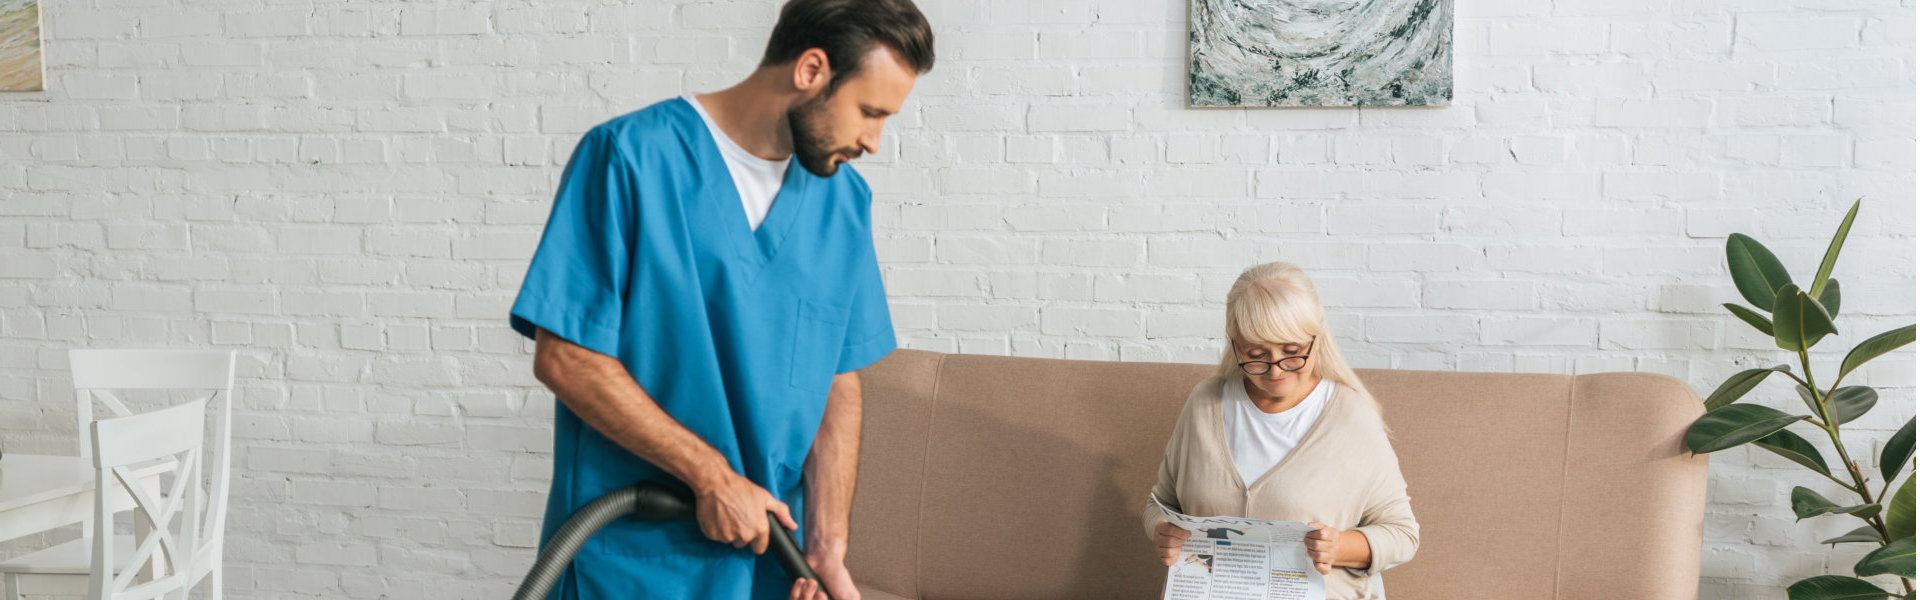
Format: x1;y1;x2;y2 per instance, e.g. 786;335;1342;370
835;240;895;373
509;128;635;358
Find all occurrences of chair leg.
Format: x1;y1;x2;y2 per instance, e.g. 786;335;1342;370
4;572;19;600
209;568;222;600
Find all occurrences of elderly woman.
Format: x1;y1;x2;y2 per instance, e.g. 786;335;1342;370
1142;262;1418;599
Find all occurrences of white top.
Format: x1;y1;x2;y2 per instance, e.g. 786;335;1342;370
1221;376;1334;486
684;94;788;231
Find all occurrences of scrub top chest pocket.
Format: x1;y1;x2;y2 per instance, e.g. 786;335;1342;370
789;298;848;394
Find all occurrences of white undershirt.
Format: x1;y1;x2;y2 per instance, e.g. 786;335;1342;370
684;94;787;231
1222;376;1333;486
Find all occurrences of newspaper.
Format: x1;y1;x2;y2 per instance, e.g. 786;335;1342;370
1152;493;1326;600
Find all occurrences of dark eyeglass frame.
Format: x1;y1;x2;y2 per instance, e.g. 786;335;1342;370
1236;337;1316;376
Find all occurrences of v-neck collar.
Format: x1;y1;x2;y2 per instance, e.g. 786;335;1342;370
749;158;813;262
1210;377;1342;492
674;97;818;275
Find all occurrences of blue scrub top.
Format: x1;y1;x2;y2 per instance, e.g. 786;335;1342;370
509;98;896;600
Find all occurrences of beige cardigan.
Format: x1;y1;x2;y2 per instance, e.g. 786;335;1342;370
1141;376;1420;600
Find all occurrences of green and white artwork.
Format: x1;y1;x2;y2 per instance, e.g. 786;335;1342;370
0;0;42;92
1189;0;1452;107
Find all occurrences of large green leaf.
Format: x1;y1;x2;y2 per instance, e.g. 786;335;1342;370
1687;404;1806;454
1843;504;1882;519
1755;429;1831;476
1854;537;1915;578
1808;199;1860;302
1704;365;1790;410
1882;418;1914;482
1728;233;1795;312
1837;325;1917;384
1817;279;1841;317
1773;285;1838;352
1792;486;1880;520
1724;303;1776;337
1795;384;1826;420
1821;525;1884;544
1788;575;1897;600
1890;475;1914;541
1828;386;1877;426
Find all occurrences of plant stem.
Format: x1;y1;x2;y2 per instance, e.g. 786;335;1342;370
1801;350;1889;541
1811;466;1856;490
1802;351;1832;425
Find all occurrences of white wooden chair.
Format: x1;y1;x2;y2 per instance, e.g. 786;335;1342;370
1;399;207;600
0;350;236;600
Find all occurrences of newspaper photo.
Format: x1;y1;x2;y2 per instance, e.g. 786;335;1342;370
1152;493;1326;600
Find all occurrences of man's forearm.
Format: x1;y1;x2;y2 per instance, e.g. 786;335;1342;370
532;327;733;491
803;371;863;556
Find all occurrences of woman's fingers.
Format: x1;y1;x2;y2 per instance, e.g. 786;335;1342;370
1158;543;1184;565
1152;520;1197;567
1306;522;1332;539
1302;522;1340;572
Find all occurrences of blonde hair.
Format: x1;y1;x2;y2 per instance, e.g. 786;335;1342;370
1216;262;1381;418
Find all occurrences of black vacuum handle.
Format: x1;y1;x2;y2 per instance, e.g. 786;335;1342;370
630;482;697;520
630;481;826;596
766;512;822;584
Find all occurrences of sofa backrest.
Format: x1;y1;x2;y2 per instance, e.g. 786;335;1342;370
847;350;1708;600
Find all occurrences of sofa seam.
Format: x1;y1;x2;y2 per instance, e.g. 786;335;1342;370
1554;374;1576;598
910;351;947;600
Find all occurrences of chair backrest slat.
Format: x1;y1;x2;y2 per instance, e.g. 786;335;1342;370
91;397;204;468
89;398;205;600
71;350;236;390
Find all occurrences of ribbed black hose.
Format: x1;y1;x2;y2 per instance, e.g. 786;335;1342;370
511;485;643;600
510;483;827;600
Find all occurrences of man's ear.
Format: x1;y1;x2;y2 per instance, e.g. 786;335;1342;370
791;48;832;94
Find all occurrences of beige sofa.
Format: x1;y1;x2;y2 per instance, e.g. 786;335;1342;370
844;350;1709;600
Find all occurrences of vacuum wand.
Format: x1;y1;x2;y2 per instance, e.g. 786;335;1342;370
511;481;827;600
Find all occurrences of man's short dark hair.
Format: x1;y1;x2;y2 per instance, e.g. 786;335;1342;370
759;0;935;93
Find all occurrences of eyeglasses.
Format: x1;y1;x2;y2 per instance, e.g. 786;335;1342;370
1236;337;1315;376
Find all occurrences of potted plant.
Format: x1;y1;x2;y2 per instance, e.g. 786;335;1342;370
1684;200;1915;599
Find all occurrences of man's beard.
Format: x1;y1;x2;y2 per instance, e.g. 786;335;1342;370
787;94;861;178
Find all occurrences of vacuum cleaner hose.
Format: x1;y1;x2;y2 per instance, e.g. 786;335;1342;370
510;482;826;600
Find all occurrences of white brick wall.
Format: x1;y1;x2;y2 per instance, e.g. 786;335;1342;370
1;0;1914;597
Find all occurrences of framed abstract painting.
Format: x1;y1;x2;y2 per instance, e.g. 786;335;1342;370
0;0;42;92
1189;0;1452;107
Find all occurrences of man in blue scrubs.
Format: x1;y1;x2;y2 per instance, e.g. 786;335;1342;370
508;1;934;599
